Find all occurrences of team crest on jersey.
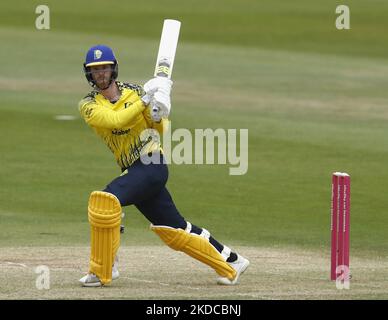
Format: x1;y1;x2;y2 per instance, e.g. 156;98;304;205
94;50;102;60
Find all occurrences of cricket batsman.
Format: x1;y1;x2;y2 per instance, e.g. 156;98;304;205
78;45;249;286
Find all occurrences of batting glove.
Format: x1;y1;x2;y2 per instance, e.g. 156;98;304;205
144;77;173;96
150;90;171;121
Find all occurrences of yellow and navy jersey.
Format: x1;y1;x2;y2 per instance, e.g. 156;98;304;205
78;81;167;169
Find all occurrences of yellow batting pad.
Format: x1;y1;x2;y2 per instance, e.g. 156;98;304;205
88;191;121;285
151;225;236;280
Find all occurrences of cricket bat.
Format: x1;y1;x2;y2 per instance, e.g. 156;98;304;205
152;19;181;112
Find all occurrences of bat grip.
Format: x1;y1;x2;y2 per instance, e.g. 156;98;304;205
151;75;170;113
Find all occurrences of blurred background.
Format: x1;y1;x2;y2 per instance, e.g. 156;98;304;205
0;0;387;258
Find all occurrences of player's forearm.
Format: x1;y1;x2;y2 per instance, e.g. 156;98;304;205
82;100;146;129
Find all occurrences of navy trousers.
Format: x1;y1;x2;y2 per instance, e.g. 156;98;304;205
103;152;225;254
103;153;187;229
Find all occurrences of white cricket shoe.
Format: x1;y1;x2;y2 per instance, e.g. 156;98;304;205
79;273;103;287
79;257;120;287
217;254;250;285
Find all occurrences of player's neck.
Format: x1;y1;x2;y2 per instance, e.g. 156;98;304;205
100;81;121;102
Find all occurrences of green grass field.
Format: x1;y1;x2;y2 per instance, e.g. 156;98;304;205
1;0;388;299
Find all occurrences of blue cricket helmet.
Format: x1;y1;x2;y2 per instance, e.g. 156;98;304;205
85;45;116;67
83;45;119;89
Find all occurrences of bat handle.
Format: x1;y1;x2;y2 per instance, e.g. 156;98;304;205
151;75;170;113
